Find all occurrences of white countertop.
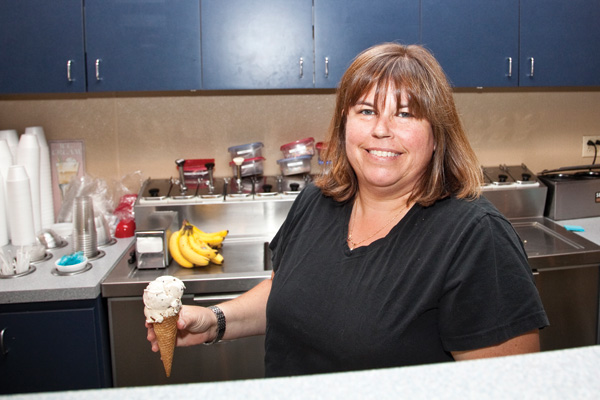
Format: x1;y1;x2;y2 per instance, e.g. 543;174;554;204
0;237;134;304
557;216;600;246
7;345;600;400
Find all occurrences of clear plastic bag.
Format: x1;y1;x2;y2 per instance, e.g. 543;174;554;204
57;171;145;234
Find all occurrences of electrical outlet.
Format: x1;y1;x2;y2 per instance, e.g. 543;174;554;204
582;136;600;157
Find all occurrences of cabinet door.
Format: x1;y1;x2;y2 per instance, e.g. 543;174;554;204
421;0;519;88
520;0;600;87
0;300;110;394
201;0;313;89
85;0;201;92
0;0;85;94
314;0;420;88
534;266;599;351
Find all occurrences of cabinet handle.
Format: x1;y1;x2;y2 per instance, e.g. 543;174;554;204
325;57;329;78
506;57;512;77
0;327;8;357
528;57;535;77
95;59;103;81
193;294;241;304
299;57;304;78
67;60;75;82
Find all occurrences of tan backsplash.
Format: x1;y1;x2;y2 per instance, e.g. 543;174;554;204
1;89;599;183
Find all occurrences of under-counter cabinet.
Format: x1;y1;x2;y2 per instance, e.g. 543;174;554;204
0;0;86;94
85;0;201;92
0;297;112;395
520;0;600;87
201;0;314;89
421;0;519;88
313;0;419;88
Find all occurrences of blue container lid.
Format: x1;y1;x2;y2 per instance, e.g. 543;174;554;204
227;141;264;152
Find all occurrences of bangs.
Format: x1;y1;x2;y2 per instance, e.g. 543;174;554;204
342;50;433;121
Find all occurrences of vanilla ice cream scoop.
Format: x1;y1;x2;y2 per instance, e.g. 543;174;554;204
143;276;185;323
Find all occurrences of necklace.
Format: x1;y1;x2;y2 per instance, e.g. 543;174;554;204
347;200;408;251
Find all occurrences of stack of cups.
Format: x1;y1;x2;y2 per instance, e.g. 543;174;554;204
0;130;18;162
5;165;36;246
0;139;12;246
72;196;98;258
16;133;41;234
25;126;55;229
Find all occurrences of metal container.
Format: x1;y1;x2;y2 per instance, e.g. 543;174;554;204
481;164;548;218
538;165;600;220
134;211;178;269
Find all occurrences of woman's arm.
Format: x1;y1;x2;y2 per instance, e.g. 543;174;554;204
451;329;540;361
216;274;273;340
147;273;273;351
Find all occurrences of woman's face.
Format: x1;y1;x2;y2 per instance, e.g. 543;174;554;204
345;86;435;197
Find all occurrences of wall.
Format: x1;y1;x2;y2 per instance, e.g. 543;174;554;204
1;89;599;184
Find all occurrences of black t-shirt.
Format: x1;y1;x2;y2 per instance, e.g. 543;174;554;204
265;184;548;377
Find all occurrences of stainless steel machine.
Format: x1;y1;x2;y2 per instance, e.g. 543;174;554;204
537;164;600;220
102;165;600;387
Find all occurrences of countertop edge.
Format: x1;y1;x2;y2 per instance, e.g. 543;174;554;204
7;345;600;399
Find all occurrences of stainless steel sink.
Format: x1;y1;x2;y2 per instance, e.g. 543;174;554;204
510;217;600;270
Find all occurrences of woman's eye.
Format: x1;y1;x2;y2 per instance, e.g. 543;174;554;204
398;111;413;118
359;109;376;116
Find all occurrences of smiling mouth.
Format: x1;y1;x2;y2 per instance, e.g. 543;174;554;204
368;149;399;158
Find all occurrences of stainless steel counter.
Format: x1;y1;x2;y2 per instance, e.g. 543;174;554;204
101;236;272;298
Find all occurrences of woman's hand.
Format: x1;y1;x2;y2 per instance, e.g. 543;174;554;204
146;305;217;352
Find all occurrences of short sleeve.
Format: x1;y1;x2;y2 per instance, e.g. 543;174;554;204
438;214;549;351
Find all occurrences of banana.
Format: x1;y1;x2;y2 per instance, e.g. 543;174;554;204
192;228;222;248
204;229;229;238
174;220;227;266
210;252;224;265
192;226;228;247
186;227;225;265
178;228;210;266
168;229;194;268
187;229;218;258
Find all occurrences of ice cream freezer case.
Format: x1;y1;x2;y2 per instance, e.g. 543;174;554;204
103;241;271;387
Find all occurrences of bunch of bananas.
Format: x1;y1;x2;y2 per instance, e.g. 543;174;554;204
168;220;228;268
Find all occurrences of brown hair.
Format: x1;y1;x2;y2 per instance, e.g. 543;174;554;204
315;43;482;206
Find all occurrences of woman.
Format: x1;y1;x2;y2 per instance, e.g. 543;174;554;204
147;43;548;377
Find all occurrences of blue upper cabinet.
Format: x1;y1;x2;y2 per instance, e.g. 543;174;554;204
520;0;600;87
201;0;314;90
0;0;86;94
85;0;201;92
421;0;519;88
314;0;420;89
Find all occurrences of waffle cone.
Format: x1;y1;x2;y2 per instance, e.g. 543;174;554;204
153;314;178;377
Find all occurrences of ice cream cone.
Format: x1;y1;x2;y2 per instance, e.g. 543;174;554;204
153;314;178;377
143;275;185;378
